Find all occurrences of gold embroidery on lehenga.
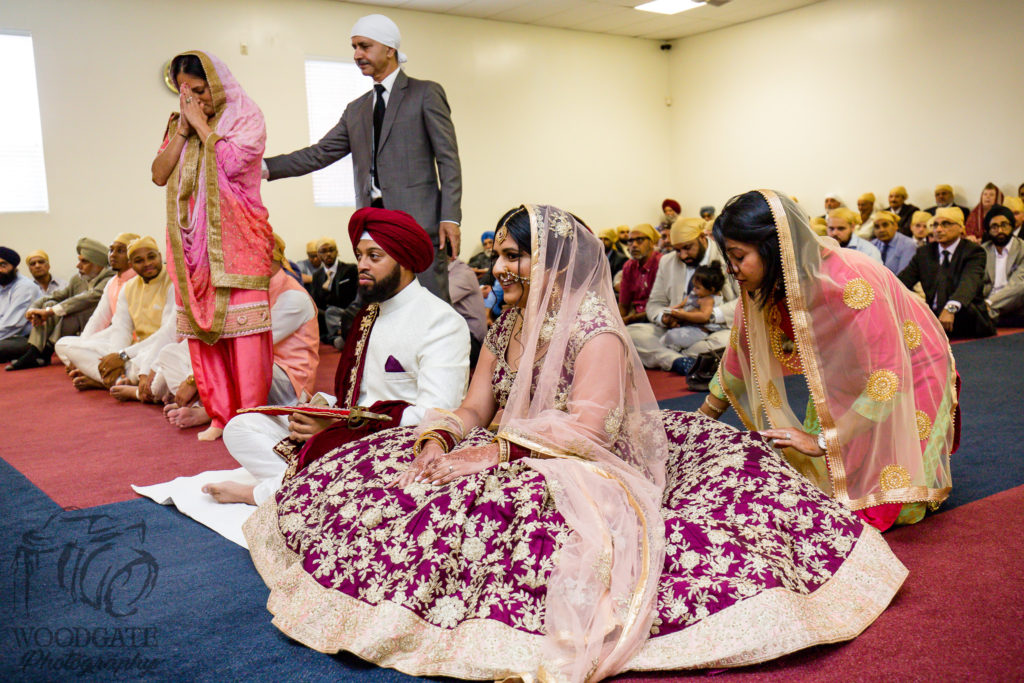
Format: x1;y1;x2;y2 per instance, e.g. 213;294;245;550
915;410;932;441
879;464;911;491
865;370;898;402
842;278;874;310
604;406;625;437
902;320;922;350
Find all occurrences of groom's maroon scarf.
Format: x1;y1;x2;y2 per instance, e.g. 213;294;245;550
292;303;410;474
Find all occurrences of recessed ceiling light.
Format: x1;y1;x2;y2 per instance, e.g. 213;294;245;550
635;0;704;15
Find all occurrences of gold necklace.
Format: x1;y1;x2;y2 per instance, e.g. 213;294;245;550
767;305;802;373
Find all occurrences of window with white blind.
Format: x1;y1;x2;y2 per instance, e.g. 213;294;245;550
0;32;49;213
304;59;370;207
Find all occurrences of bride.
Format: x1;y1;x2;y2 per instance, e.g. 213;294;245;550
244;204;906;681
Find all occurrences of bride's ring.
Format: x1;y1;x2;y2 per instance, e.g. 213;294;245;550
448;465;454;473
784;432;792;440
186;97;193;103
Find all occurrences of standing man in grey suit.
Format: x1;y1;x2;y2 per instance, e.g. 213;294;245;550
262;14;462;301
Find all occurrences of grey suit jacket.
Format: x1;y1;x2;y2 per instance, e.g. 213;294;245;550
983;236;1024;309
265;70;462;239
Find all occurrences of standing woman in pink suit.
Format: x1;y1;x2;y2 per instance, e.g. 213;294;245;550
152;51;274;440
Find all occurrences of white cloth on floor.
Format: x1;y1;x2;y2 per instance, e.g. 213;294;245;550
132;468;258;548
222;413;291;505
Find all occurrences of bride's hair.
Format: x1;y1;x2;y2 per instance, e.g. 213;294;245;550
170;54;207;83
712;191;785;309
495;206;532;253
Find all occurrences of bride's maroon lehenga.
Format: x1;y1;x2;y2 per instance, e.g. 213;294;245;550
244;205;905;680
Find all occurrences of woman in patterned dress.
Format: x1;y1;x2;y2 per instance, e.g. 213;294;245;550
701;190;957;531
244;204;907;681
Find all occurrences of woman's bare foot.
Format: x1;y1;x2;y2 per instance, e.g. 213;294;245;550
110;385;140;402
201;481;256;504
197;426;223;441
167;405;211;429
72;374;105;391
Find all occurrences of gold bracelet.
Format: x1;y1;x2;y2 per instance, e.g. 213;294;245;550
497;438;510;463
413;431;449;456
185;374;196;386
700;399;725;418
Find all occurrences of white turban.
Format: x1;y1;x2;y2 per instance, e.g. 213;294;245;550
351;14;407;64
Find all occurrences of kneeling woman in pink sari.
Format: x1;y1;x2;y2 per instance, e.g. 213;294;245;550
244;204;907;681
702;190;957;531
152;51;274;440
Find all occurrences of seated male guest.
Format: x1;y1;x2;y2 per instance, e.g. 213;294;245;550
209;208;470;505
618;223;662;324
448;255;487;366
854;192;877;239
25;251;65;296
886;185;920;234
898;208;995;339
909;211;934;247
57;237;175;392
310;237;358;343
818;193;843;218
982;205;1024;324
925;183;971;219
827;208;882;261
295;239;322;287
871;210;916;274
599;228;628;277
628;217;737;374
0;247;41;362
1004;197;1024;239
7;238;113;371
467;231;497;285
161;234;320;426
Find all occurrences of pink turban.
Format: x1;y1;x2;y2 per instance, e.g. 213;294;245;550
348;207;435;273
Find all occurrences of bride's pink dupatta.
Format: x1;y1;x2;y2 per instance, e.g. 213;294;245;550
495;205;668;681
164;50;272;344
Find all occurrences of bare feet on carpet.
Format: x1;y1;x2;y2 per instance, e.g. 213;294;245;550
201;481;257;505
110;385;140;402
197;426;223;441
70;369;104;391
165;404;212;430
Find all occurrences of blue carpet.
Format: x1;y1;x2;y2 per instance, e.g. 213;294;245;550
657;331;1024;512
2;333;1021;681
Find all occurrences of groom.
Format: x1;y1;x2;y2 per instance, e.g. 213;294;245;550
207;208;470;505
262;13;462;302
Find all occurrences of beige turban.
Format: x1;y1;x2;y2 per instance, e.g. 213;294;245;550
809;217;828;236
599;228;619;244
910;210;932;226
316;237;338;251
827;207;861;226
1004;197;1024;213
631;223;659;244
873;210;901;227
76;237;108;267
305;239;319;253
934;184;954;195
858;192;876;204
889;186;908;199
127;236;160;258
26;250;49;263
113;232;140;246
670;217;705;245
932;207;964;226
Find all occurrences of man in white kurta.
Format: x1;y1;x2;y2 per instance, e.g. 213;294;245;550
628;217;738;373
58;237;175;389
210;208;469;505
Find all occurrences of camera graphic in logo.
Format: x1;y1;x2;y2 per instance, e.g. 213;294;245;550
12;510;159;618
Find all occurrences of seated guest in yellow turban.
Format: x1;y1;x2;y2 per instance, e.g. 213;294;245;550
885;185;920;235
618;223;663;324
910;210;934;247
295;239;322;287
854;192;877;239
627;216;738;374
58;237;176;398
826;208;881;261
1004;196;1024;240
25;250;66;296
924;183;971;220
871;210;917;274
598;227;628;277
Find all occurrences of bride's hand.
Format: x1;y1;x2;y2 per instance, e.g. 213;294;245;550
421;444;500;486
177;88;193;136
179;83;207;130
389;441;444;489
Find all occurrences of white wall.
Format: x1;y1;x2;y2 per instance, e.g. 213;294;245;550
668;0;1024;218
0;0;673;275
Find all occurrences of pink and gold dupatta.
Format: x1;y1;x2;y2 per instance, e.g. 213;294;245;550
164;50;272;344
496;205;668;682
718;190;955;515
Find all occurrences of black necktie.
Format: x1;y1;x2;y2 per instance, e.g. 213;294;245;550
941;250;951;268
881;241;890;263
372;83;386;188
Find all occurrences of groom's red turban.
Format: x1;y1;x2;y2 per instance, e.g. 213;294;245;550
348;207;435;273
